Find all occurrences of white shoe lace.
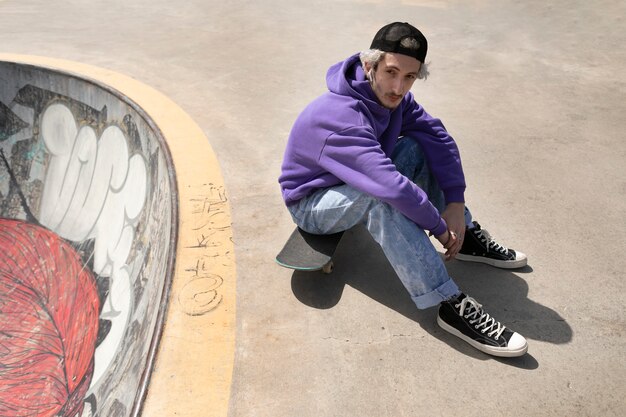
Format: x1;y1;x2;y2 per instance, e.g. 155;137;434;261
475;228;509;255
457;297;506;339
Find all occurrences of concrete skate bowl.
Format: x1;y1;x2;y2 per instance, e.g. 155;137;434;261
0;56;235;417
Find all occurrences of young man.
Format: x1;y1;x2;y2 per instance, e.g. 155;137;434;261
279;22;528;357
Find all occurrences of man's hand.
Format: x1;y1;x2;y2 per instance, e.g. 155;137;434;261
440;202;466;259
434;229;458;261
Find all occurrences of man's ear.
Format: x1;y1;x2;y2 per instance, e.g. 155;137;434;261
363;62;374;81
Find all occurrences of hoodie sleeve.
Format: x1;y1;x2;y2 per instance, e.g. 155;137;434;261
400;93;466;204
318;124;448;236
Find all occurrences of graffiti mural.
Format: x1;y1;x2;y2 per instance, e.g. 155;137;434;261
0;62;176;416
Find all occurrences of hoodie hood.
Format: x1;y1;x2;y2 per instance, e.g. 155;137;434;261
325;53;395;138
325;53;389;117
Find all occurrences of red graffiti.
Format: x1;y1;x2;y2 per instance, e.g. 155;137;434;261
0;218;100;417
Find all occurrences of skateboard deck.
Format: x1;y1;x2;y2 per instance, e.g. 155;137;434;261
276;227;344;273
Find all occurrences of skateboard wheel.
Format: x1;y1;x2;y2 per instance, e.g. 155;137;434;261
322;261;334;274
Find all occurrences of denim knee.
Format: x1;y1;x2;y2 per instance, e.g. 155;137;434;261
288;186;380;234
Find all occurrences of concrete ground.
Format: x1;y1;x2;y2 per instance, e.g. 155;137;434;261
1;0;625;416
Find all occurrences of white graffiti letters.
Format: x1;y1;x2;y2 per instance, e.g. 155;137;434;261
38;102;148;389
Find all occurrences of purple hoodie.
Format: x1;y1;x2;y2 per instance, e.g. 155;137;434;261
279;53;465;237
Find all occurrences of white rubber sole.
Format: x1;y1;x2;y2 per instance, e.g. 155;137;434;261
437;315;528;358
455;251;527;269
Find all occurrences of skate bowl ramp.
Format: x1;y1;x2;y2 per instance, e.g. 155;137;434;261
0;55;236;417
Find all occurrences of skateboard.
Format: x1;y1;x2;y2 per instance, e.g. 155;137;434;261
276;227;344;274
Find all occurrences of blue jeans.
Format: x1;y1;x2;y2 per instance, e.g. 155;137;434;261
288;137;472;309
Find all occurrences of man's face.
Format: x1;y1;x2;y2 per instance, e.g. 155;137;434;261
365;52;421;110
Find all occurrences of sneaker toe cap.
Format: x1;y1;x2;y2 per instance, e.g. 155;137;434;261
513;250;527;262
508;332;528;353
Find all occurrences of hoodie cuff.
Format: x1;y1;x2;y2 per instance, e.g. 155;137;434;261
443;186;466;205
430;217;448;237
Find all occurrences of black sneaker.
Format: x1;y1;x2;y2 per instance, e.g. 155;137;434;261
437;293;528;357
456;221;527;269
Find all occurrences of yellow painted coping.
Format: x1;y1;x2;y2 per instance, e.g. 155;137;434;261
0;54;236;416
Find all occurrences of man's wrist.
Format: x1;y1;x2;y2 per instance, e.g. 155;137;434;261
446;201;465;209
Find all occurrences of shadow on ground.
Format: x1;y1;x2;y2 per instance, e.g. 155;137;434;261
291;226;572;369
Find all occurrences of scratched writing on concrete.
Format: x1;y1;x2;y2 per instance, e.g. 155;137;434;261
179;183;231;316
